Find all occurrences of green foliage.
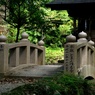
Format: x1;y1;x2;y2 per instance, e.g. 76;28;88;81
0;0;50;42
43;10;73;47
26;30;41;43
0;0;73;46
2;74;95;95
26;9;72;47
6;25;24;43
6;26;17;43
0;0;29;42
45;47;64;64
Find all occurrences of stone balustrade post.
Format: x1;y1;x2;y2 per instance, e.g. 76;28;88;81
0;34;8;75
19;32;30;65
38;40;45;65
88;40;95;67
64;34;77;74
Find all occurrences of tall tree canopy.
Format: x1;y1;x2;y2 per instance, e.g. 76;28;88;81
0;0;73;47
0;0;49;42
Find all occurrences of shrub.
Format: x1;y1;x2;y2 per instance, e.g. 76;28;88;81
2;73;95;95
45;47;64;64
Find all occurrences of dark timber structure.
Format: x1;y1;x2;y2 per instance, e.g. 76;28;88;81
46;0;95;41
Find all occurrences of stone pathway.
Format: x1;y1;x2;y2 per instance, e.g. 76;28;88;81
9;65;64;77
0;65;64;94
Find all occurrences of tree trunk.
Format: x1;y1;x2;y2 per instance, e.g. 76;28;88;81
15;26;20;42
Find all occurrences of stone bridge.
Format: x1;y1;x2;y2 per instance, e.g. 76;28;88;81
0;31;95;79
0;31;95;93
0;32;63;78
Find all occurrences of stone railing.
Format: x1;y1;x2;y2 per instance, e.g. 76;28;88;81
64;31;95;79
0;32;45;75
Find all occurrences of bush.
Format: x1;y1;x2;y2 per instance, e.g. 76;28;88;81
2;73;95;95
45;47;64;64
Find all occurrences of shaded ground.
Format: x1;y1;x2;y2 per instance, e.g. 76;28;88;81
0;65;64;94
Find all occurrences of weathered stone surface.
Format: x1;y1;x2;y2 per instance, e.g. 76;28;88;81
0;34;7;42
0;32;45;75
64;31;95;79
38;40;44;46
88;40;95;46
21;32;28;40
77;31;88;42
64;43;77;73
9;65;64;77
66;34;76;42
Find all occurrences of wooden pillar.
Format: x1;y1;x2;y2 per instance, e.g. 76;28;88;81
78;18;85;32
73;18;76;31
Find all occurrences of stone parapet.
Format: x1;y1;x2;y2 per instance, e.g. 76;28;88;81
64;31;95;79
0;32;45;76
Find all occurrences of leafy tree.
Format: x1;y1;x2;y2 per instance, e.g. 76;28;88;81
0;0;28;42
0;0;73;47
0;0;50;42
25;0;50;41
41;9;73;47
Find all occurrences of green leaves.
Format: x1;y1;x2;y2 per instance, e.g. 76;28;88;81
0;0;73;44
2;74;95;95
26;30;41;43
45;47;64;64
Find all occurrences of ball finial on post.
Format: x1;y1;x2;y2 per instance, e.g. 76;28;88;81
88;40;95;46
77;31;87;42
21;32;29;41
66;34;76;43
38;40;44;47
0;34;7;43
